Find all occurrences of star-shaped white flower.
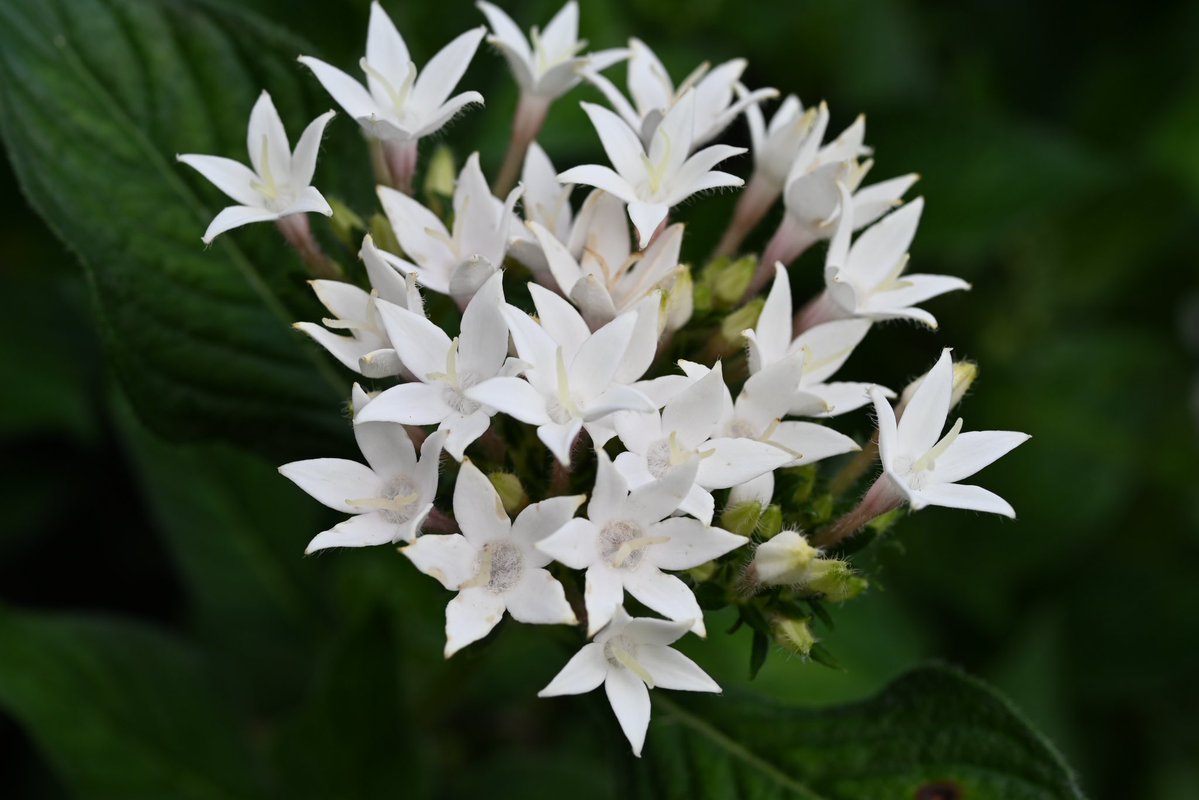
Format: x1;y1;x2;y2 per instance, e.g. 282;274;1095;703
404;460;582;657
378;152;521;296
355;271;516;460
586;38;775;148
294;235;424;378
537;450;746;636
614;362;792;524
279;385;446;552
746;263;890;417
298;3;484;143
529;206;684;328
815;183;970;329
177;91;334;244
539;605;719;756
873;349;1029;517
476;1;626;101
466;286;659;464
558;90;745;248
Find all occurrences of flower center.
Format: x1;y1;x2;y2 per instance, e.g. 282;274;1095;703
475;540;524;594
379;475;420;525
728;418;759;439
645;439;673;478
598;520;669;570
603;634;655;687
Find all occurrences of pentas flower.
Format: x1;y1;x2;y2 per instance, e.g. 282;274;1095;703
746;263;889;417
467;287;660;464
537;451;747;635
378;153;521;297
404;461;581;657
559;90;745;248
177;91;334;244
298;3;484;145
294;235;423;378
539;605;719;756
279;385;446;552
872;349;1029;517
477;1;626;102
585;38;775;148
614;362;792;524
355;272;516;460
530;210;684;328
796;184;970;331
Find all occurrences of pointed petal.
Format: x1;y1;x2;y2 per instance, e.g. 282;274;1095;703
793;381;878;417
622;616;691;645
539;643;607;696
445;586;506;657
749;264;792;371
579;101;648;184
411;90;485;139
611;292;662;384
848;197;923;286
374;300;453;379
458;271;510;377
200;205;279;244
441;410;493;461
466;376;550;425
356;381;452;425
403;533;477;589
647;517;747;570
871;387;900;470
623;569;704;635
570;312;637;400
411;27;486;113
246;91;290;178
897;348;953;456
769;421;860;466
454;460;511;544
909;482;1017;518
627;38;673;118
639;645;720;692
366;1;411;93
281;186;333;217
584;566;626;636
627;201;668;249
729;472;774;508
790;318;872;384
605;667;651;756
506;568;577;625
697;437;792;488
538;419;584;464
176;155;260;207
625;460;699;527
931;431;1030;484
306;511;410;553
293;322;371;373
851;174;919;230
298;56;379;121
477;1;531;61
529;283;591;356
540;0;579;57
590;450;629;526
353;417;417;479
557;164;637;204
290;110;337;187
864;274;971;316
278;458;382;514
662;362;725;448
537;516;599;570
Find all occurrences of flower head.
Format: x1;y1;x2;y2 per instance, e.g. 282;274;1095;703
536;450;747;636
177;91;334;243
559;91;745;248
873;349;1029;517
404;460;582;656
279;385;446;551
539;605;720;756
299;3;484;143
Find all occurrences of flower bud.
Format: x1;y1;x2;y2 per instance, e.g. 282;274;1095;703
423;144;457;200
749;530;819;585
771;615;816;657
368;213;401;255
488;472;528;516
758;504;783;539
710;255;757;307
803;560;868;602
661;266;694;332
720;500;763;537
327;197;365;249
720;299;764;345
899;359;978;416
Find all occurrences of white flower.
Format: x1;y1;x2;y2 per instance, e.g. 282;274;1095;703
279;385;446;551
298;3;484;143
404;460;581;656
355;271;517;460
378;152;521;296
177;91;334;244
873;349;1029;517
614;362;792;524
529;207;684;328
537;450;746;636
476;1;626;101
817;183;970;329
539;605;719;756
558;90;745;248
507;142;574;274
466;287;660;464
586;38;775;148
294;235;423;378
746;263;890;416
744;95;865;191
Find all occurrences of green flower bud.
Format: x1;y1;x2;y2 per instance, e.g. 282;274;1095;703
749;530;818;585
721;500;763;537
327;197;365;250
662;266;694;332
488;472;528;516
710;254;756;307
771;616;816;657
719;299;764;345
758;504;783;539
369;213;401;255
804;560;868;602
424;144;456;200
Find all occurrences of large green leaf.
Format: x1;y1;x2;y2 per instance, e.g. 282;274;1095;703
0;0;353;460
0;607;265;800
638;664;1085;800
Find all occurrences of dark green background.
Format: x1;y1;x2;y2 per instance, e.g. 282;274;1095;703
2;0;1197;797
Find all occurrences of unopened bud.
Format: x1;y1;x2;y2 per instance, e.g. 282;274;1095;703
899;359;978;416
721;500;763;537
488;472;528;516
369;213;401;255
662;266;694;332
327;197;365;249
758;504;783;539
749;530;818;585
710;254;756;307
720;299;764;345
771;616;816;657
688;560;718;583
803;560;868;602
424;144;456;199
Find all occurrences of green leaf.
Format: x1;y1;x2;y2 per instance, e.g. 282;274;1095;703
0;606;265;800
0;0;352;460
638;664;1086;800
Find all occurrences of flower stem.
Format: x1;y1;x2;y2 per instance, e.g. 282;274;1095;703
742;220;815;303
275;214;341;279
811;476;903;549
792;290;842;336
382;139;419;195
493;93;549;198
712;173;779;261
425;508;460;534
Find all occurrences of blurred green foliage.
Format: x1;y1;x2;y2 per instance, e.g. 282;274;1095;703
2;0;1197;797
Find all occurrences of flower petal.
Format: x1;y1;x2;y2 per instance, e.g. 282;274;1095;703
176;155;260;207
624;460;698;526
639;644;720;692
646;517;747;570
909;482;1016;518
355;381;452;425
627;201;668;249
477;1;531;62
931;431;1030;485
458;271;510;378
512;494;587;562
445;585;506;657
579;101;648;185
441;410;493;462
506;568;577;625
306;511;402;554
200;205;280;244
246;91;290;179
556;165;637;204
537;516;599;570
403;533;478;590
374;299;453;380
411;27;486;114
298;56;379;121
662;361;725;448
896;348;953;457
353;419;417;479
584;565;627;637
529;283;590;357
278;458;382;514
539;642;607;696
454;460;511;545
623;569;704;636
697;437;792;488
605;667;651;756
768;421;860;466
467;376;550;425
569;312;637;400
290;109;336;188
538;419;584;465
847;197;923;287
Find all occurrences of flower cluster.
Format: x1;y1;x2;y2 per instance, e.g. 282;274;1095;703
179;1;1029;756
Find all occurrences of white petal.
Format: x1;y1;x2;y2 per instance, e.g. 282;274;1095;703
677;484;716;524
176;155;260;207
377;186;455;279
246;91;290;179
529;220;584;297
605;667;651;756
298;56;379;122
539;643;608;696
360;235;415;307
537;516;599;570
538;419;584;465
201;205;279;243
477;1;531;62
584;565;626;636
589;450;629;526
278;458;382;514
611;292;662;384
626;38;673;119
293;322;372;374
416;429;447;501
579;102;648;184
570;312;637;400
374;300;452;380
411;90;484;139
355;381;452;425
467;376;550;425
871;387;900;472
623;569;705;636
539;0;579;58
366;1;412;94
621;616;692;645
851;174;919;230
638;644;720;692
625;460;698;526
411;27;486;115
769;421;860;466
458;271;510;378
557;165;637;204
512;494;587;561
897;348;953;457
353;418;417;479
280;186;333;217
454;460;510;545
864;274;971;315
662;362;725;449
909;482;1017;518
529;283;590;356
441;410;493;462
931;431;1030;485
289;110;336;188
749;264;792;371
795;381;880;417
506;568;577;625
790;318;873;385
647;517;747;570
729;472;774;508
698;437;792;488
306;511;403;553
445;586;507;657
847;197;923;287
403;533;478;589
738;353;804;426
627;201;668;249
